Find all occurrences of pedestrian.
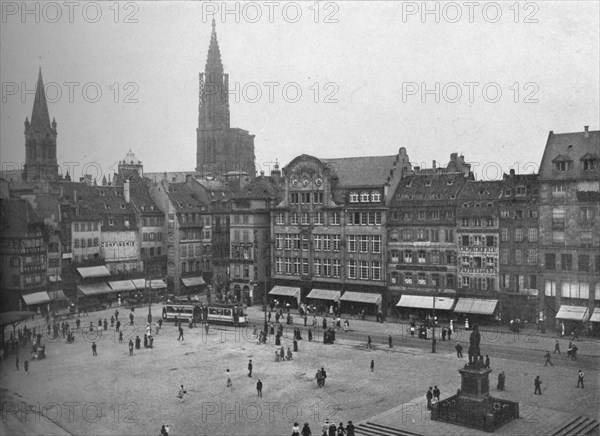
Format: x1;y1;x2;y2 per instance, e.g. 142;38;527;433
204;323;209;336
344;319;349;332
328;421;337;436
226;369;232;387
275;350;280;362
119;331;123;342
426;387;433;410
320;367;327;386
292;422;301;435
301;422;312;436
15;355;19;371
129;339;134;356
534;376;542;395
110;316;115;327
337;422;345;435
554;340;560;354
485;355;490;368
447;324;452;340
116;320;121;333
129;313;134;326
158;318;162;329
156;322;160;335
103;319;108;331
304;315;308;327
577;370;584;388
24;360;29;373
92;342;97;356
149;334;154;348
497;371;505;391
178;326;184;341
455;342;463;358
370;359;374;372
256;378;263;397
367;336;372;349
308;329;313;341
544;351;553;366
135;335;141;349
177;384;186;403
294;339;298;352
160;424;170;436
433;385;440;401
388;335;393;348
323;318;327;329
346;421;355;436
248;359;253;377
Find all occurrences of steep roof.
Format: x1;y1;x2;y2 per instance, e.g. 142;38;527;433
539;128;600;180
167;183;208;213
232;176;280;200
0;198;43;238
30;67;51;129
322;155;398;187
391;172;469;207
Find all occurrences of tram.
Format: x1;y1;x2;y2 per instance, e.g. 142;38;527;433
161;302;247;326
162;303;202;323
206;303;247;326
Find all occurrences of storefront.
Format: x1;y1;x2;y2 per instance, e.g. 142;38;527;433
453;298;499;326
339;291;382;315
181;276;206;297
21;291;52;313
306;289;341;313
396;295;455;321
555;305;590;337
268;286;301;308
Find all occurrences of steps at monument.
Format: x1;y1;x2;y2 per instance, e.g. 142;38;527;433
552;415;600;436
356;422;425;436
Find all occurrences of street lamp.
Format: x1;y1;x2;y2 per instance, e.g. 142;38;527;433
432;280;438;353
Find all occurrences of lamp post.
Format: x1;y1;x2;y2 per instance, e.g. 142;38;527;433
432;280;438;353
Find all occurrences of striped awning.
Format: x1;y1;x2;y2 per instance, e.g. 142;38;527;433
182;276;206;287
108;280;137;292
453;298;498;315
269;286;301;303
397;295;455;311
131;278;167;290
340;291;382;306
22;292;51;306
77;265;111;279
306;289;341;302
556;305;590;322
77;282;113;296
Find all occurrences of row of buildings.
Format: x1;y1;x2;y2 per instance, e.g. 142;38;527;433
1;20;598;334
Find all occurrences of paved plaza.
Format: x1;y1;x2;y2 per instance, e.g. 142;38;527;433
1;306;599;435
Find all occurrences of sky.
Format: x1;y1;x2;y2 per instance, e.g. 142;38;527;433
1;1;599;182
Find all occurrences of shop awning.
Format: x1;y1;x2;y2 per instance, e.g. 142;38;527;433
22;291;51;306
589;309;600;323
182;276;206;287
556;305;590;322
48;275;61;282
108;280;137;292
396;295;455;311
48;290;68;301
340;291;382;306
131;278;167;290
453;298;498;315
77;282;113;297
306;289;341;302
77;265;111;279
269;286;301;303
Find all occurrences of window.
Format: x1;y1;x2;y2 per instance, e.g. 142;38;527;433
431;229;439;242
552;208;565;229
301;213;309;225
578;255;590;272
417;273;427;285
418;211;426;220
290;193;298;204
527;249;537;265
293;258;301;275
73;222;79;232
332;260;341;277
501;210;510;218
347;260;357;279
181;246;187;257
561;253;572;271
580;207;594;223
515;250;523;265
404;273;413;285
461;235;470;247
553;230;565;243
474;218;482;227
333;235;341;251
276;213;285;225
552;184;565;197
74;239;80;249
516;186;526;196
430;251;440;265
545;253;556;270
445;229;454;243
81;238;87;248
371;261;382;280
418;251;426;264
285;258;292;274
323;259;331;276
462;276;470;287
276;234;283;249
301;234;309;251
545;280;556;296
581;231;593;246
314;212;323;225
349;192;359;203
371;191;381;202
301;193;311;204
360;192;370;202
501;228;509;242
330;211;340;225
347;236;357;252
314;235;322;251
290;213;298;225
371;235;381;253
500;249;509;264
528;228;538;242
314;259;321;276
554;161;568;171
359;236;369;253
390;250;400;263
416;229;427;241
404;250;413;263
359;261;369;279
515;228;523;242
462;218;469;227
404;212;412;221
108;219;114;226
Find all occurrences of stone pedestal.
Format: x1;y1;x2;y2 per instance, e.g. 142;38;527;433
459;366;492;400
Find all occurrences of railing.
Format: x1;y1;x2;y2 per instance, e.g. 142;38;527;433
433;395;519;432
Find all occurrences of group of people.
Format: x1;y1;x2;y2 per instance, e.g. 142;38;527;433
425;386;442;410
290;420;356;436
274;346;294;362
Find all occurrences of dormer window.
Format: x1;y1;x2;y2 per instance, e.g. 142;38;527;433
516;186;526;196
371;191;381;202
100;191;105;196
124;218;130;227
360;192;370;202
104;204;110;209
447;180;453;186
505;189;512;196
425;180;432;187
581;154;597;170
555;161;567;171
583;159;595;170
120;204;126;209
349;192;359;203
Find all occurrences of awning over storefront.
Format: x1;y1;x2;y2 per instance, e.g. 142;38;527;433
22;291;51;306
269;286;301;304
131;278;167;290
77;282;113;297
453;298;498;315
396;295;455;311
306;289;341;302
556;305;590;322
589;309;600;323
340;291;382;309
182;276;206;287
48;275;61;282
108;280;137;292
48;290;68;301
77;265;111;279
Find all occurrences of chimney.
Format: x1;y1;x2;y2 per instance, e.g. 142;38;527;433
510;168;515;177
432;160;436;169
73;189;77;202
124;179;130;203
584;125;589;138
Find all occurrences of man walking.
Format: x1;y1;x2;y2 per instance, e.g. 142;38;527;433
455;342;463;358
15;355;19;371
534;376;542;395
92;342;97;356
256;378;263;397
433;386;440;402
370;359;374;372
544;351;553;366
367;336;372;349
554;340;560;354
248;359;253;377
426;387;433;410
177;385;186;403
178;326;184;341
24;360;29;374
388;335;393;348
226;369;232;387
129;339;134;356
577;370;584;388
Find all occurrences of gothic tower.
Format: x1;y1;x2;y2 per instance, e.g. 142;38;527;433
196;19;256;178
23;68;59;181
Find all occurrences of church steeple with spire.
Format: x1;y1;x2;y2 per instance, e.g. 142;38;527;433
23;67;59;181
196;18;255;178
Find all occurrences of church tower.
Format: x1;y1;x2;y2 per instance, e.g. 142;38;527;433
23;68;59;181
196;19;256;178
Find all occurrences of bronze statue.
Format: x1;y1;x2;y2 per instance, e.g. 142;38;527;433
468;324;481;365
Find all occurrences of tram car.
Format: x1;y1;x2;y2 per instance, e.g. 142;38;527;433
162;303;203;323
206;303;247;326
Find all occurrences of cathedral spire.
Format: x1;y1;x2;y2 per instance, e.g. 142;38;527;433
30;67;51;129
205;17;223;74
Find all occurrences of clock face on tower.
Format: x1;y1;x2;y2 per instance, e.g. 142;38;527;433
291;179;298;187
315;178;323;186
302;179;309;187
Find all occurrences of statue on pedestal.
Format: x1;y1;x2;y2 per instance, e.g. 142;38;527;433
468;324;481;367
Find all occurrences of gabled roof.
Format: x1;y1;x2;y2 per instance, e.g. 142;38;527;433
232;176;280;200
167;183;207;213
391;172;469;206
539;128;600;180
322;155;398;187
0;198;43;238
